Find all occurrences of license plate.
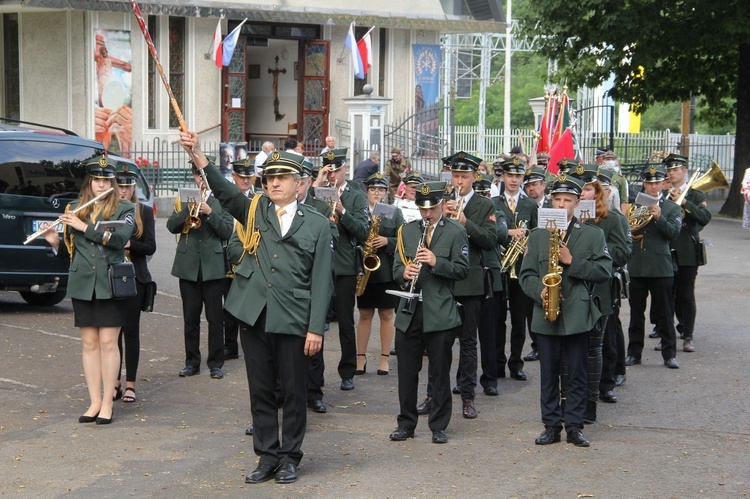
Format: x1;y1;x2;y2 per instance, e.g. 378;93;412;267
32;220;63;233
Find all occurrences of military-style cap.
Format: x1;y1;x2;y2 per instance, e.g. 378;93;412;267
263;150;303;177
404;170;425;185
448;151;482;172
662;153;688;169
391;147;402;154
300;159;314;178
510;145;523;155
231;157;254;177
557;157;579;174
84;155;116;179
321;148;348;170
190;156;217;174
441;155;452;168
473;172;493;194
597;168;614;185
524;166;547;185
536;153;550;166
595;147;607;158
501;155;526;175
550;173;584;197
114;161;141;186
569;164;600;184
415;181;447;208
365;172;388;189
642;163;667;182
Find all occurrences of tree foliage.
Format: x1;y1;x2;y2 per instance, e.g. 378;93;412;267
516;0;750;216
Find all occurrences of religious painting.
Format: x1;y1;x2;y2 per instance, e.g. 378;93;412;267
94;29;133;157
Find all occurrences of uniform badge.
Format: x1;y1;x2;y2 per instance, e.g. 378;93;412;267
603;242;610;258
513;157;520;166
124;213;134;226
375;172;382;179
475;172;483;182
326;151;336;161
575;165;585;175
561;159;568;167
558;173;567;182
244;158;251;168
98;156;108;167
648;165;656;175
458;152;466;159
461;244;469;258
675;215;683;224
525;168;532;177
271;151;281;161
122;164;129;173
420;184;431;195
330;237;335;252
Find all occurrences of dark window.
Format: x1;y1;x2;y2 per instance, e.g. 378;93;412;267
379;28;386;97
168;16;185;129
353;26;368;96
238;22;318;40
147;16;157;129
3;14;20;120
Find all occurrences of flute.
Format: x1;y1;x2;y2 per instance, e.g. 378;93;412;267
23;188;114;245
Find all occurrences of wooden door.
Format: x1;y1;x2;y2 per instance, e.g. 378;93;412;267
298;40;330;153
222;35;246;142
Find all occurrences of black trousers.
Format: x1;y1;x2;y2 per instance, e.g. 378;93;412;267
600;314;618;392
674;265;698;340
335;275;357;380
497;278;527;374
307;338;325;403
628;276;676;361
453;296;482;399
222;277;240;355
612;305;627;376
240;311;308;467
478;294;500;389
118;279;145;383
396;303;458;432
179;277;225;369
537;331;589;432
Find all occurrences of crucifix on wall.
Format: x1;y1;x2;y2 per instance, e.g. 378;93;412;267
268;55;286;122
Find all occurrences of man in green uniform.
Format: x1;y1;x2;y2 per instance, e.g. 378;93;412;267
389;181;469;444
664;154;712;352
180;131;333;484
625;164;682;369
519;174;612;447
167;159;234;379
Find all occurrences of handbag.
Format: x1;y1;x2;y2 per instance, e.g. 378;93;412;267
697;239;708;266
141;281;157;312
98;245;137;299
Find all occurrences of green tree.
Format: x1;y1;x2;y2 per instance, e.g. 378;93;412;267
517;0;750;216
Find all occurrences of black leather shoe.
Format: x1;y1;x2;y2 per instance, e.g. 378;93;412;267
432;429;448;444
245;464;277;484
624;356;641;366
649;328;660;339
535;427;561;445
416;396;431;416
78;412;99;424
308;400;327;413
664;358;680;369
275;463;298;484
462;399;477;419
340;378;354;390
510;370;527;381
567;429;590;447
599;390;618;403
96;410;113;425
523;350;539;362
245;424;254;435
389;426;414;441
614;374;626;387
224;349;239;360
210;367;224;379
452;386;461;395
390;348;396;356
484;386;499;396
179;365;200;377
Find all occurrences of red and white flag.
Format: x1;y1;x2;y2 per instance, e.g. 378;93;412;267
357;29;373;76
212;19;223;68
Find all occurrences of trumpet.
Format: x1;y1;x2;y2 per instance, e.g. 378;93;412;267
23;187;114;245
329;179;340;223
500;220;528;279
184;186;207;232
451;192;466;219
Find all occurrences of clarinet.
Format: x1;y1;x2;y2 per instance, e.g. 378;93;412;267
402;220;430;314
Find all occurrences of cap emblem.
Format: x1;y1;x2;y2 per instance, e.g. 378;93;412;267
98;157;108;168
244;158;251;167
649;165;656;174
271;151;281;161
375;172;382;179
475;172;483;182
575;165;585;175
420;184;431;195
326;151;336;161
513;157;520;166
458;152;466;159
558;173;567;182
525;168;532;176
122;164;129;173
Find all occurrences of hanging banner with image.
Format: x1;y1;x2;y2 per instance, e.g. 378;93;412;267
94;29;133;158
413;44;441;158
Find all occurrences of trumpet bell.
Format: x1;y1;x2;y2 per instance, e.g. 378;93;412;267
186;216;202;230
693;161;729;193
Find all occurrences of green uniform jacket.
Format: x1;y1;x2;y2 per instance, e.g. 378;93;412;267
453;193;498;297
366;206;405;284
333;182;369;277
494;192;538;276
628;198;682;278
167;194;234;282
303;194;339;248
393;217;469;333
671;188;711;267
519;219;612;336
204;162;334;337
58;200;135;301
483;208;508;293
584;210;632;315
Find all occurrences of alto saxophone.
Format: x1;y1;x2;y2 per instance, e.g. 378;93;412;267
500;220;528;279
542;221;563;321
355;215;383;296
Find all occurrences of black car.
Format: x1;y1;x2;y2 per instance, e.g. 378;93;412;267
0;118;153;306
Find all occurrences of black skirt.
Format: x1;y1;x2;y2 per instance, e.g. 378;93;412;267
357;281;399;310
72;298;128;328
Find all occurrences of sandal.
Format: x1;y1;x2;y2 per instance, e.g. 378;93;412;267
122;387;136;403
113;384;123;401
354;354;367;375
377;354;390;375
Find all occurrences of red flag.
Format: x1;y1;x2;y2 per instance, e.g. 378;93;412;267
538;97;551;153
357;31;372;75
212;19;223;68
547;128;574;175
551;92;570;148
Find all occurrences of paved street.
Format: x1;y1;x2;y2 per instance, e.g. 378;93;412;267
1;209;749;497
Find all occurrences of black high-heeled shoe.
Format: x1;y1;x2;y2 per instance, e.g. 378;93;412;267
113;384;123;401
354;354;367;375
96;409;113;425
377;354;390;375
78;412;99;424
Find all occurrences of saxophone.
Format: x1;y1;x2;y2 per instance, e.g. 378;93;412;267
355;215;383;296
542;222;563;321
500;220;528;279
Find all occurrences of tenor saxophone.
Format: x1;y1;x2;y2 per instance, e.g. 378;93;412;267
542;223;563;321
355;215;383;296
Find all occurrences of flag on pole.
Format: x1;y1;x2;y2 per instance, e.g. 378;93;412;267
345;22;365;79
221;19;247;67
357;29;373;76
212;19;223;68
538;96;551;153
551;91;570;148
547;128;575;175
